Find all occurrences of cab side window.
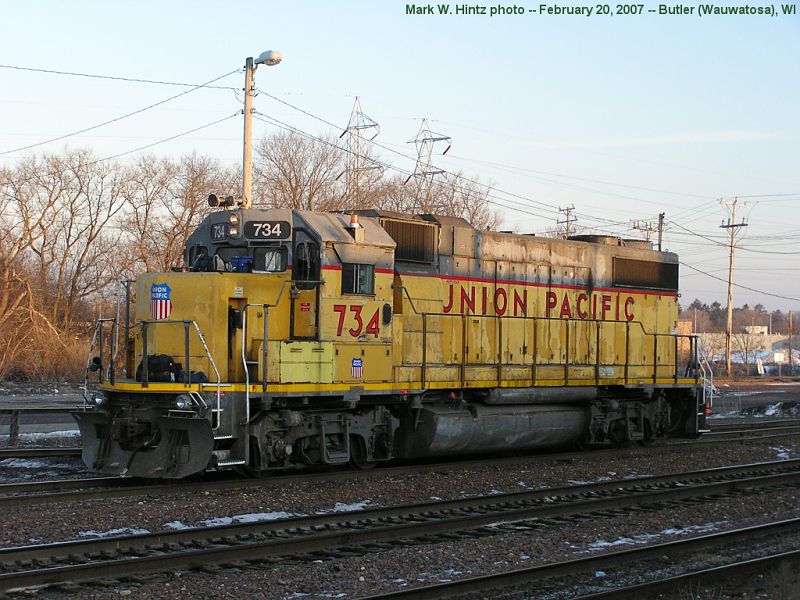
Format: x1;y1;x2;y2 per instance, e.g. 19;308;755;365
342;263;374;295
293;241;319;290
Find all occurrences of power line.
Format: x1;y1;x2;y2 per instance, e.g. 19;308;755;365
1;112;239;190
669;219;800;255
0;69;238;157
0;63;238;90
680;262;800;303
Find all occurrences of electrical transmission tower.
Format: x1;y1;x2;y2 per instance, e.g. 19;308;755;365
720;198;748;377
557;205;577;239
406;119;451;209
340;97;381;206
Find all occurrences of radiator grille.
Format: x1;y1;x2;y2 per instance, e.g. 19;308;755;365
613;258;678;291
380;219;437;263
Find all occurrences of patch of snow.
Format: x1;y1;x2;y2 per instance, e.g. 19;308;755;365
79;527;150;538
165;500;371;532
595;571;606;578
282;594;309;599
197;511;299;528
771;446;791;460
587;522;719;551
764;403;783;416
0;458;78;469
323;500;372;513
0;430;80;442
429;496;442;501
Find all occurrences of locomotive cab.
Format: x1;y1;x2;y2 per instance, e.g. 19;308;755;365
75;208;399;477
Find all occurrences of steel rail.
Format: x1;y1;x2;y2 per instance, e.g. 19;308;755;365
3;448;800;510
570;549;800;599
0;448;81;459
354;519;800;599
1;468;800;592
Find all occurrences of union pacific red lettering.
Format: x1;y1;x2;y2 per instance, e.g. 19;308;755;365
559;295;572;319
601;294;611;320
461;286;475;314
443;284;454;313
625;296;635;321
615;295;620;321
576;293;588;319
481;286;488;315
495;288;508;316
513;290;527;316
546;291;558;317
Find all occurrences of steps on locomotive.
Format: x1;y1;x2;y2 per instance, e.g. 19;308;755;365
319;416;350;465
211;448;245;467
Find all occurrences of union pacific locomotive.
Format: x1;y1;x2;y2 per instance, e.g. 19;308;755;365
75;207;709;478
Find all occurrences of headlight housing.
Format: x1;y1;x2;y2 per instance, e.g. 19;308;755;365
175;395;192;410
92;394;107;407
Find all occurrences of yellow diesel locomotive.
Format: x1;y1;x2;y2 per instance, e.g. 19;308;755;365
75;208;708;478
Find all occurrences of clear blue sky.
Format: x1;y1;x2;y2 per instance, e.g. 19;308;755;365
1;1;798;311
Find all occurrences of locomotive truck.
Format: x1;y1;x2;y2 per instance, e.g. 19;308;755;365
75;207;709;478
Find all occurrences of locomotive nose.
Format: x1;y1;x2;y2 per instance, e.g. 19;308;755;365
73;410;213;478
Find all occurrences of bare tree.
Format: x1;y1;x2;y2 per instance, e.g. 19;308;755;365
118;154;236;274
254;131;343;210
0;149;125;331
379;172;499;229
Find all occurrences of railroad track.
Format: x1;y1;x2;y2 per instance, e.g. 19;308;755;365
0;447;81;460
704;422;800;441
3;424;798;509
356;520;800;599
709;418;800;431
2;460;800;593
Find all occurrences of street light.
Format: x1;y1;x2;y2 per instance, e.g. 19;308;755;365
243;50;282;209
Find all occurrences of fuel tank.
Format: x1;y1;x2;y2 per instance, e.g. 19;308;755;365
394;404;588;458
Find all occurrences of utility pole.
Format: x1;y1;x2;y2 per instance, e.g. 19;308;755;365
243;56;255;209
242;51;282;209
790;310;794;376
657;212;665;251
558;205;577;239
720;198;748;377
632;218;657;242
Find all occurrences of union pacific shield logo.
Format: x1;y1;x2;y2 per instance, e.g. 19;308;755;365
150;283;172;320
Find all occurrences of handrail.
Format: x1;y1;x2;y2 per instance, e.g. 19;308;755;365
139;319;222;429
240;281;290;429
81;317;118;407
697;337;714;409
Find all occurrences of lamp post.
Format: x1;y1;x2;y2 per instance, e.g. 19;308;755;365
243;50;282;209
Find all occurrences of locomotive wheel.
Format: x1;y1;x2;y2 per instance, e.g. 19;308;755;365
608;418;629;446
234;438;270;478
349;436;377;470
637;419;656;447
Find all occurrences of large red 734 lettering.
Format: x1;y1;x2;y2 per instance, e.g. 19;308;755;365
333;304;380;337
